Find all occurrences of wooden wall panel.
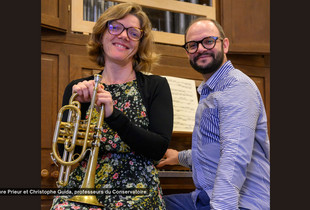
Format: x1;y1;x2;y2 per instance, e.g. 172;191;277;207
41;40;91;109
41;0;69;31
153;44;203;81
41;54;59;149
69;54;102;81
41;41;68;110
41;53;60;209
41;0;59;17
219;0;270;53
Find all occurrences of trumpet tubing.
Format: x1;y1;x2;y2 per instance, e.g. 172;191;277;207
50;74;104;207
57;121;97;141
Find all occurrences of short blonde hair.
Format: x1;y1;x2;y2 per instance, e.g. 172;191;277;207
87;2;159;72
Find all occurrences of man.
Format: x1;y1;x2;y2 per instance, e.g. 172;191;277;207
157;18;270;210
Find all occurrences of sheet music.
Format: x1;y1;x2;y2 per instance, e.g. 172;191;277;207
164;76;198;132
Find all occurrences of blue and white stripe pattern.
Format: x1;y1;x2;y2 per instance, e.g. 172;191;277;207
178;60;270;209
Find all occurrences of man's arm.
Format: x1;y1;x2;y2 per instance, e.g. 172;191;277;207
156;149;192;169
211;81;260;209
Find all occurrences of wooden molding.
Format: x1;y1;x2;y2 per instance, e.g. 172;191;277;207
71;0;216;46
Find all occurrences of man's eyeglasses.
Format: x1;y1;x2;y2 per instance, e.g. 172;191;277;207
107;20;144;41
183;36;223;54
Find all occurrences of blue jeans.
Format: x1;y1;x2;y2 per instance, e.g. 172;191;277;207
164;191;250;210
164;191;210;210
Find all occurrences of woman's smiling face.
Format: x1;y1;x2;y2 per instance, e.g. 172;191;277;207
102;14;141;65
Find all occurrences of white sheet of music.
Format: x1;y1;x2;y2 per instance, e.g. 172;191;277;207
164;76;198;132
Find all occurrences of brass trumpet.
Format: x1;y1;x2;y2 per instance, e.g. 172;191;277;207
51;74;104;207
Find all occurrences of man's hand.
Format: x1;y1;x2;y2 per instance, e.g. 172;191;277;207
156;149;179;168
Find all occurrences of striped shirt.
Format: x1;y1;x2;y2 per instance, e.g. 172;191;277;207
179;60;270;209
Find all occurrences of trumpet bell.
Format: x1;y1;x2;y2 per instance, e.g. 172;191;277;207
68;195;104;207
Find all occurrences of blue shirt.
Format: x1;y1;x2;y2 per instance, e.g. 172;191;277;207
179;61;270;210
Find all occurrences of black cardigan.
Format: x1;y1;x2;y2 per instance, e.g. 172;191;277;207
61;71;173;161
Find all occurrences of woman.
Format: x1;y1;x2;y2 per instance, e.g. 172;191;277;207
51;2;173;209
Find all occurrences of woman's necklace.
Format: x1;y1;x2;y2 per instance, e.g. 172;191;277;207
102;70;135;85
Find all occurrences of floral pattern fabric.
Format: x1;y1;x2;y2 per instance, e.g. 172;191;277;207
51;80;165;210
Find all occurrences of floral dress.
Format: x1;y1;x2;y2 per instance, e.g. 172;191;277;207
51;80;165;210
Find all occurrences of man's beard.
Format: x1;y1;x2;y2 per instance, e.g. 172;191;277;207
190;49;224;75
